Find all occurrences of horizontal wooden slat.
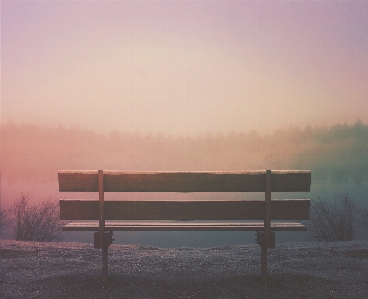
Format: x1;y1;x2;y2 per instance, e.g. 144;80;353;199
60;199;310;221
62;221;307;231
58;170;311;192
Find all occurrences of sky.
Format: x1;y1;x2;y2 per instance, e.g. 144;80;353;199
1;0;368;136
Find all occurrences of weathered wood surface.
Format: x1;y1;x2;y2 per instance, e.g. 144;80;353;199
98;170;105;249
60;199;310;221
265;170;272;249
61;221;307;231
58;170;311;192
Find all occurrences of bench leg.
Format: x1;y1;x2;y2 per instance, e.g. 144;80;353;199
102;242;109;282
261;245;267;281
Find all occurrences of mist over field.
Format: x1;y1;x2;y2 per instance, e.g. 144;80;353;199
1;1;368;250
1;120;368;246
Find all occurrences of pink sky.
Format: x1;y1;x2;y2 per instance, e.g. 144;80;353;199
2;0;368;135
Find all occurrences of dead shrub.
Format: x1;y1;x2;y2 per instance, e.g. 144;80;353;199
309;193;356;242
13;194;62;242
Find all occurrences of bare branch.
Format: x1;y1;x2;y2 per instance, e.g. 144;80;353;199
12;194;62;242
309;193;356;242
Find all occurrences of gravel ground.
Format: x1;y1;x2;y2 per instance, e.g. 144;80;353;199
1;240;368;299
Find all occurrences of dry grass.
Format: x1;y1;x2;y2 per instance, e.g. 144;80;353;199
1;240;368;298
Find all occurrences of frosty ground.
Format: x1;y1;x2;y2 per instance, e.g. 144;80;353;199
1;240;368;299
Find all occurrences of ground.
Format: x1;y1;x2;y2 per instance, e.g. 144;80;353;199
1;240;368;298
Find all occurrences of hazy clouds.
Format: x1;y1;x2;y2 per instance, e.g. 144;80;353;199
2;1;368;135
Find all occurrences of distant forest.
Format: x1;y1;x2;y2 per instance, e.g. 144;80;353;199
2;120;368;187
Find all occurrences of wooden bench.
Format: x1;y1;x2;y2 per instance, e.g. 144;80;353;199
59;170;311;281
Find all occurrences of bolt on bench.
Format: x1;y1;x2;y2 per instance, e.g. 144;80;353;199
59;170;311;281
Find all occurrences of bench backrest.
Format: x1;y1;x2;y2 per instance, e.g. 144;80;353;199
59;170;310;221
59;170;310;192
60;199;310;221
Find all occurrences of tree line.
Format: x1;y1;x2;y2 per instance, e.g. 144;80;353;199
2;120;368;184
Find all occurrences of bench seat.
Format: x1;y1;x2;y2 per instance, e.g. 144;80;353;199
62;221;307;231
